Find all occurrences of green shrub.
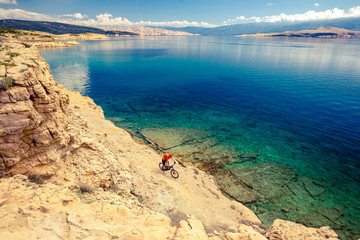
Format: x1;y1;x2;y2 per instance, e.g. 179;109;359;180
130;190;144;204
109;183;120;192
22;43;32;48
22;62;32;67
0;77;13;90
0;62;17;67
79;182;94;194
28;175;44;184
0;28;20;35
6;52;20;58
31;59;39;66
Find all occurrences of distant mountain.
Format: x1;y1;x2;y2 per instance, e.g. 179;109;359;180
239;27;360;39
0;19;137;36
165;17;360;36
2;18;360;37
100;26;199;36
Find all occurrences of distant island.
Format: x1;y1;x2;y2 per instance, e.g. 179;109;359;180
237;27;360;38
101;26;199;36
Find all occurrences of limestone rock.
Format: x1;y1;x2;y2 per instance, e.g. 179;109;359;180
238;224;268;240
54;33;109;40
266;219;338;240
0;41;71;176
174;215;209;240
101;26;198;36
0;175;176;240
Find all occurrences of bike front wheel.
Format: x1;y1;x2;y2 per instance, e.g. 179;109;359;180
170;169;179;178
159;162;164;171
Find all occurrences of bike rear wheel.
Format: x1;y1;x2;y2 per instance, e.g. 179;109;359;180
170;169;179;178
159;162;164;171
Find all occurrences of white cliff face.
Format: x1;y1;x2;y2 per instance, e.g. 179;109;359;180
0;40;71;177
101;26;199;36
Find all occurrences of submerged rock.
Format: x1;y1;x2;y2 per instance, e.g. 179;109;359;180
140;127;243;170
299;207;350;238
140;127;211;150
208;168;261;203
230;162;298;199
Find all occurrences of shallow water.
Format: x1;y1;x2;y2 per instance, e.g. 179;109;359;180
41;36;360;239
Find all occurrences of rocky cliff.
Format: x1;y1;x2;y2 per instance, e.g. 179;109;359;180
101;26;198;36
0;36;340;239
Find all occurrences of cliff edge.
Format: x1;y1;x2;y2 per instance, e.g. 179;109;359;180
0;36;339;240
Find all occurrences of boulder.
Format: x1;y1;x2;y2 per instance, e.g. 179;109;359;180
266;219;338;240
174;215;208;240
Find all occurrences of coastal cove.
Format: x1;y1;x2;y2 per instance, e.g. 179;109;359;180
41;36;360;239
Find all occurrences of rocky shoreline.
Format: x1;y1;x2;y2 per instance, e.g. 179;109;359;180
0;33;341;239
129;123;358;239
238;27;360;39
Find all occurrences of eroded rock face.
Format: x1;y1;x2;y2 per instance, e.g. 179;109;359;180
0;175;176;240
266;219;338;240
0;40;70;177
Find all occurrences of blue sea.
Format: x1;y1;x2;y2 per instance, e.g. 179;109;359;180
41;36;360;239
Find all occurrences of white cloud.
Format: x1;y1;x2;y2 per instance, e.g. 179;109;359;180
61;13;88;20
224;6;360;24
66;13;217;28
0;8;56;21
1;6;360;29
0;0;17;5
0;8;216;28
267;3;273;6
314;3;320;7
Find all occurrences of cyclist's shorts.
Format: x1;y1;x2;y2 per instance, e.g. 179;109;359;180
162;160;167;165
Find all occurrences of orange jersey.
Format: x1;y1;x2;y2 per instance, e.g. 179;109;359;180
162;153;172;161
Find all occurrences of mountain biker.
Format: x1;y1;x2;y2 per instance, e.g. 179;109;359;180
162;153;173;170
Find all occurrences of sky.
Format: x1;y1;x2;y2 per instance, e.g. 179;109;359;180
0;0;359;28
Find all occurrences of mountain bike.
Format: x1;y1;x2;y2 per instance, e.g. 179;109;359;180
159;160;179;179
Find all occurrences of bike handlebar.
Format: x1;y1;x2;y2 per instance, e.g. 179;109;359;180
170;159;176;167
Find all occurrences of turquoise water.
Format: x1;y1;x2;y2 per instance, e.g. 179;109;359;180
41;37;360;238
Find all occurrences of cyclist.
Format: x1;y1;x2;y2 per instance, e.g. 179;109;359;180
162;153;173;170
